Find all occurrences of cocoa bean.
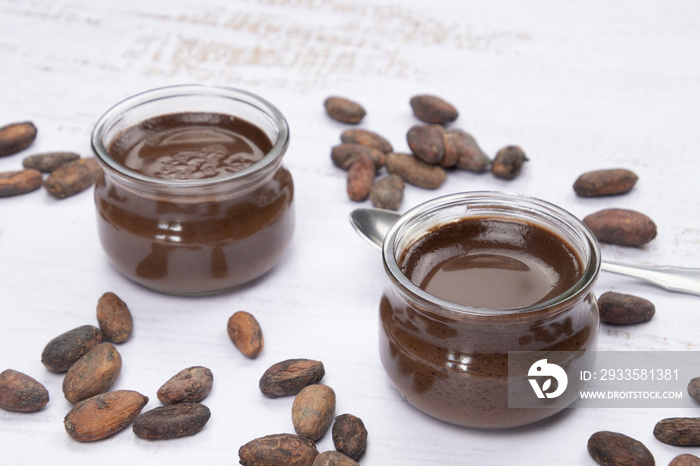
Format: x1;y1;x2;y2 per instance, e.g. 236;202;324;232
340;128;393;154
41;324;103;373
573;168;638;197
332;413;367;460
385;152;446;189
22;152;80;173
63;342;122;404
671;454;700;466
43;157;102;199
259;358;325;398
324;97;366;124
292;384;336;441
449;129;491;172
406;124;445;164
654;418;700;446
331;143;385;170
64;390;148;442
369;174;404;211
227;310;264;358
587;431;654;466
157;366;213;405
441;128;459;167
597;291;655;325
0;169;43;197
0;369;49;412
346;153;375;202
239;433;319;466
583;208;657;247
312;451;359;466
688;377;700;403
132;402;211;440
0;121;37;157
492;145;528;179
96;292;133;343
409;95;458;125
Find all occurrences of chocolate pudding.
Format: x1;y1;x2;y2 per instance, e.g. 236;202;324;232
108;112;270;180
400;217;582;309
379;200;600;428
93;109;294;295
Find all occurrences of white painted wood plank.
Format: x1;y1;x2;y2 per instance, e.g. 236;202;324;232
1;0;699;464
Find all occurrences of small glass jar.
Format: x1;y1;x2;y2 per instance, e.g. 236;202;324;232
379;192;600;428
91;85;294;295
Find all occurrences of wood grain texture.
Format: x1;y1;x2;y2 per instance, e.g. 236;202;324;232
1;0;700;464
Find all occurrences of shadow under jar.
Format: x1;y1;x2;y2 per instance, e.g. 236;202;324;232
92;85;294;295
379;192;600;428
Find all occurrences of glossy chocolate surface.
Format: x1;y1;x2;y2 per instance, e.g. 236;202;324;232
400;217;582;309
109;112;270;180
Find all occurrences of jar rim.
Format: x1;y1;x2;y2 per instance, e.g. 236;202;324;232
90;84;290;190
382;191;601;317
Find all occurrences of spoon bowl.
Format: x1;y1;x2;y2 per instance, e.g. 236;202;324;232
349;207;399;250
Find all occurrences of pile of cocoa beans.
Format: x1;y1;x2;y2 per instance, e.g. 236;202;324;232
0;121;101;199
325;94;529;211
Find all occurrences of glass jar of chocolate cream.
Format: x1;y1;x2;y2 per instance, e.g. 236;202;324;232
91;85;294;295
379;192;601;428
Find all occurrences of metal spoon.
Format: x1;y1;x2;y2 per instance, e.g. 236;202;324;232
349;207;700;297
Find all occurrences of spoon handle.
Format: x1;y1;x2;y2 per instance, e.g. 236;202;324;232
600;261;700;296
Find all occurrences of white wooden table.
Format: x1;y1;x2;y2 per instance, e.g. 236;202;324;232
1;0;700;464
